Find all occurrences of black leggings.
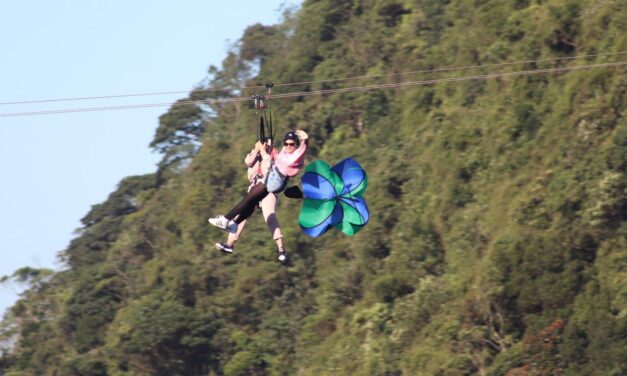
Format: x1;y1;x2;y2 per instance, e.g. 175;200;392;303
225;183;270;224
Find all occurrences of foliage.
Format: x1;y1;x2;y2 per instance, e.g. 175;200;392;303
1;0;626;375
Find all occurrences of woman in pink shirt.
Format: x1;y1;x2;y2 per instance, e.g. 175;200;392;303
209;130;308;262
214;139;282;257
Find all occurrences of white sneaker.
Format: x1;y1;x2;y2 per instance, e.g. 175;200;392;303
208;216;238;233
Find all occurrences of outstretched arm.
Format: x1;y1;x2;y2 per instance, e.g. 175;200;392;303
295;130;309;145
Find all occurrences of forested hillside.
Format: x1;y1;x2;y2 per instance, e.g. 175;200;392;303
1;0;626;375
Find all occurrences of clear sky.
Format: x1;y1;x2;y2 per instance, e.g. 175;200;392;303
0;1;300;315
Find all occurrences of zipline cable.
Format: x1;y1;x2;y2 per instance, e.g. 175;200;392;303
272;61;627;99
271;50;627;89
0;61;625;118
1;51;626;106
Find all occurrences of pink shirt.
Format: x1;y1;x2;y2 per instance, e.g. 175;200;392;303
274;142;307;177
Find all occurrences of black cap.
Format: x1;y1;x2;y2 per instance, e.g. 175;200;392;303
283;131;300;147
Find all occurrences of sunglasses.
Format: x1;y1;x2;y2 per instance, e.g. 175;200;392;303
284;141;296;146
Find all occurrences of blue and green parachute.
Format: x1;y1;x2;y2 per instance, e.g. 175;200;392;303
298;158;369;237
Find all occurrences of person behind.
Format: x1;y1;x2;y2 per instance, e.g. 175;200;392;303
209;130;309;262
214;138;286;259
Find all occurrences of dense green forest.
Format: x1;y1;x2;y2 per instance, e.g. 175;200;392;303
1;0;626;375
